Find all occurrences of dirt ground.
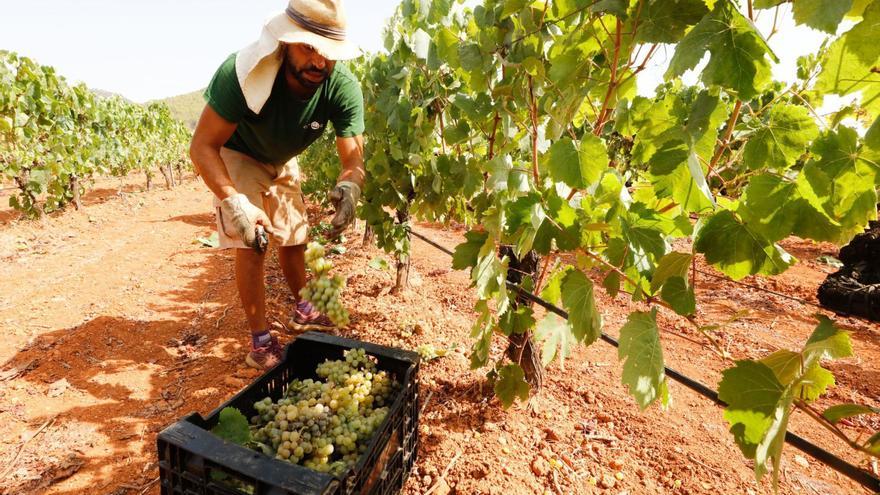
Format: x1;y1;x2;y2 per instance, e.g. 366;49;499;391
0;175;878;495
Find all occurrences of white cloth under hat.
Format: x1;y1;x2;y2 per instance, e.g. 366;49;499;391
235;0;362;114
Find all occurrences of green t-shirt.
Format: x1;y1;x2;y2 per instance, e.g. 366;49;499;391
204;53;364;164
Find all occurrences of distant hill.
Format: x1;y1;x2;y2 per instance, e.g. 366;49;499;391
91;88;132;103
153;90;204;130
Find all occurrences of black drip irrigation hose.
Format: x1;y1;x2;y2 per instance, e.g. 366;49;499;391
407;228;880;492
694;268;824;309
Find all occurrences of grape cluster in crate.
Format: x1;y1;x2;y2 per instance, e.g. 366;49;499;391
249;348;398;476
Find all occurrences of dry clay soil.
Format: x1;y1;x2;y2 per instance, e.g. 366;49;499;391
0;175;878;495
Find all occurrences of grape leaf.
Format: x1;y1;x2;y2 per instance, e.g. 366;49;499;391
753;0;784;7
867;432;880;454
686;90;728;159
650;160;716;213
718;360;791;484
760;350;802;385
433;27;461;67
368;257;390;271
617;309;669;410
545;134;607;189
791;0;853;34
635;0;709;43
651;252;693;293
822;404;880;423
427;0;452;23
694;210;795;280
452;231;489;270
803;315;853;364
661;276;696;316
211;407;250;446
761;348;836;401
868;117;880;150
548;48;590;88
534;192;580;254
540;265;572;306
801;128;879;241
498;306;536;336
472;247;510;314
535;313;576;367
621;208;669;274
459;43;485;71
686;149;715;206
410;28;431;60
590;0;629;17
839;0;880;66
815;2;880;117
738;173;843;244
648;139;689;175
500;0;529;17
469;301;494;369
561;269;602;344
719;316;852;485
667;2;777;100
495;364;530;409
444;120;470;144
742;103;819;171
796;365;836;402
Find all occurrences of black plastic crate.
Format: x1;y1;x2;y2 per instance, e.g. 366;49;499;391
157;332;420;495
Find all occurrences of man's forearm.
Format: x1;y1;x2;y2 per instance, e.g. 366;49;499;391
337;159;366;188
335;135;365;188
191;145;238;200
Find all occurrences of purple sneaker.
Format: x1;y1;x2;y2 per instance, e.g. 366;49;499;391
245;335;283;370
288;300;337;332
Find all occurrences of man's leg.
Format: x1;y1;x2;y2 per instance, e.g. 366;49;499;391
235;247;267;333
236;247;284;369
277;244;307;299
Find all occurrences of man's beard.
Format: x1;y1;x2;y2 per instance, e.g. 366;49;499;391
290;63;329;90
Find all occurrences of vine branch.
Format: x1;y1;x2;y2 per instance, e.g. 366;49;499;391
708;100;743;178
594;18;624;136
528;75;540;183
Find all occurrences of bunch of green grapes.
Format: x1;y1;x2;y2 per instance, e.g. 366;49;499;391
415;343;450;361
300;242;350;327
249;348;398;476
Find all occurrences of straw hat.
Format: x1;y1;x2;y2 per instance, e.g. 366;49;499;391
236;0;361;114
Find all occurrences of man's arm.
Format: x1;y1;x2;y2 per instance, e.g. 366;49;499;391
335;135;366;187
190;105;271;247
190;105;239;200
327;135;365;238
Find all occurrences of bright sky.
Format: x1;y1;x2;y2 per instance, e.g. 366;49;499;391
0;0;402;102
0;1;832;104
636;3;833;96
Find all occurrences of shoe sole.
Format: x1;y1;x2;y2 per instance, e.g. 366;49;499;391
287;320;338;332
245;354;278;371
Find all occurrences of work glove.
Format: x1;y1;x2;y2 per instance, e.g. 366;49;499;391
219;193;272;252
328;181;361;239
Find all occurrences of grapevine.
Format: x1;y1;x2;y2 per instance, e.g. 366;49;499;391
298;0;880;489
300;241;351;327
248;348;397;476
0;51;190;218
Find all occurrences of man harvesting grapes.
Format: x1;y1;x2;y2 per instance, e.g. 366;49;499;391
189;0;364;370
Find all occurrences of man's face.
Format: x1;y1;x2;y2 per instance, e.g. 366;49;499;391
285;43;335;91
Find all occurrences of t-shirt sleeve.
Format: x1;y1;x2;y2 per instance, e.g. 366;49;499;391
329;70;365;137
203;54;248;123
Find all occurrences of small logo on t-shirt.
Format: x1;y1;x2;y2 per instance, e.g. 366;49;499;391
305;121;323;130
